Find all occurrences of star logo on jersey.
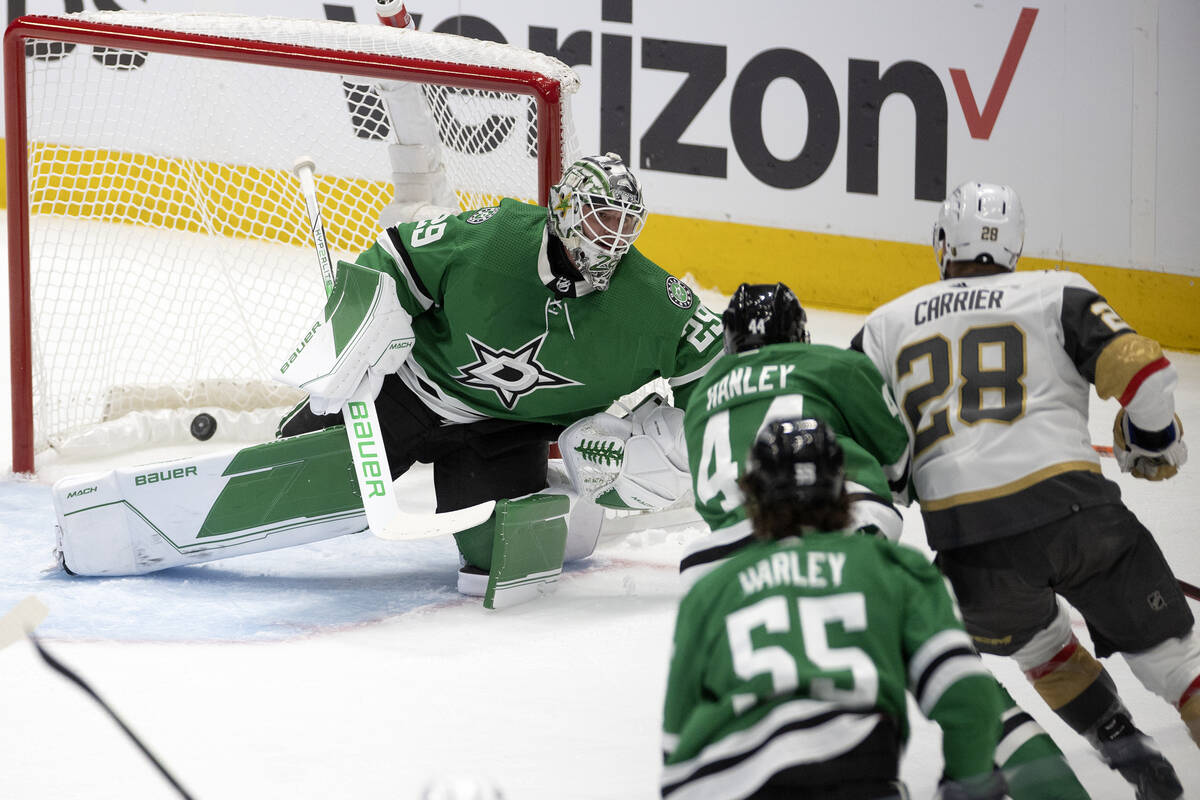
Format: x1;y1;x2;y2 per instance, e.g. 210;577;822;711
665;276;694;309
454;334;580;410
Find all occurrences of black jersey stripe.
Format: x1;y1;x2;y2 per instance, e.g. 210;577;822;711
662;708;852;796
386;226;434;307
913;646;977;704
679;532;754;573
1001;709;1035;739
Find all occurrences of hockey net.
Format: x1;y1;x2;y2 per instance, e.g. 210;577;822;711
7;11;583;473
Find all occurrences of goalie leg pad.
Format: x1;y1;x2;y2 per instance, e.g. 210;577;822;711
452;494;570;608
484;494;569;609
53;427;366;575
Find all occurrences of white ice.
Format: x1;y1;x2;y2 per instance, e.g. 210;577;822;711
1;277;1198;799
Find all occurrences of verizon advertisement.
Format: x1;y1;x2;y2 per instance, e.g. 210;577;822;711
9;0;1200;278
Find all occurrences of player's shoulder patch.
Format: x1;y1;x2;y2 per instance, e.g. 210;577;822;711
466;206;500;225
665;275;694;309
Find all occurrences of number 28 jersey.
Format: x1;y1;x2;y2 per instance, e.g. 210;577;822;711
852;270;1133;549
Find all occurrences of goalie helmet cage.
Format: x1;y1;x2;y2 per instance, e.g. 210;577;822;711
4;11;582;474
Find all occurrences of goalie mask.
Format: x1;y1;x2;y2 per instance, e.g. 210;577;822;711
548;152;646;291
722;282;810;354
933;181;1025;278
743;417;845;510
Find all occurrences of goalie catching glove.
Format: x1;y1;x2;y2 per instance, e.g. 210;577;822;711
1113;408;1187;481
277;262;415;414
558;393;690;510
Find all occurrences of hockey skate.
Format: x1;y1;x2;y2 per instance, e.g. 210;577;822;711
1091;713;1183;800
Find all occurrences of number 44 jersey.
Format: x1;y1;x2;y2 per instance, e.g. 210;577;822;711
852;269;1160;550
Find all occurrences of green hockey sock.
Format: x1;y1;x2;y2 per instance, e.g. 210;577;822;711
996;690;1090;800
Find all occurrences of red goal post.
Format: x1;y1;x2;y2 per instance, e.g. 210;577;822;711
5;12;580;474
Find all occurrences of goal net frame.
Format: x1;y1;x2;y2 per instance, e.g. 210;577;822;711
5;12;577;474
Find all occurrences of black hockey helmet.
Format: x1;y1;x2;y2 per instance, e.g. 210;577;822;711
722;282;810;354
742;417;844;509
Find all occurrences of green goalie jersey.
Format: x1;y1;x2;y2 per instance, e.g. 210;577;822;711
353;198;724;424
683;342;911;535
662;533;1003;799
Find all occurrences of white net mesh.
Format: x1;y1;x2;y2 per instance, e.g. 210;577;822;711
15;12;580;465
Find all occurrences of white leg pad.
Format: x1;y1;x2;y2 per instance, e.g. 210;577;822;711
1124;629;1200;707
1012;599;1076;672
52;432;368;575
545;460;604;563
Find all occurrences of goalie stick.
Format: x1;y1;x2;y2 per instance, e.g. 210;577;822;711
291;157;494;539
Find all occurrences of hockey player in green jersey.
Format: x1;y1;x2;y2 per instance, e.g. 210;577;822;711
681;281;911;588
662;417;1008;800
855;181;1192;799
275;152;723;595
52;154;719;601
684;288;1089;799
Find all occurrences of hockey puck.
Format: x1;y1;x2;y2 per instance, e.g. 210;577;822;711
190;412;217;441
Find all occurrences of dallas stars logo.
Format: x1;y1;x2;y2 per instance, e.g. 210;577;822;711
455;334;580;410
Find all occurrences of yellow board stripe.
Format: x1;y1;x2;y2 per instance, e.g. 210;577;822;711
637;213;1200;352
920;461;1101;511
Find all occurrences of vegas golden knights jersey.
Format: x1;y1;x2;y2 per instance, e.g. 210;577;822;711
852;269;1178;549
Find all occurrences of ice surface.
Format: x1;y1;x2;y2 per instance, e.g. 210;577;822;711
1;277;1198;798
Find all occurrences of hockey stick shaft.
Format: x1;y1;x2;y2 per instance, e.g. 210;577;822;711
292;157;398;535
29;633;195;800
1179;579;1200;603
291;159;494;539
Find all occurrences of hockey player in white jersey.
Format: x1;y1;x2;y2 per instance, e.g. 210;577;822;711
853;181;1196;800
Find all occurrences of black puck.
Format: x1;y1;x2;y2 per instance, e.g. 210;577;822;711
190;412;217;441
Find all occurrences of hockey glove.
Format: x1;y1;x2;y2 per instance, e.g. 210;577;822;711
277;262;415;415
1113;408;1187;481
934;770;1007;800
558;394;690;510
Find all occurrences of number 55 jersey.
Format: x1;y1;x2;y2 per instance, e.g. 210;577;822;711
851;269;1176;550
661;533;1003;798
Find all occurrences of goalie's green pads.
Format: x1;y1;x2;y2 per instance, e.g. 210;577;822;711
277;261;415;415
452;494;570;609
558;393;690;510
52;428;367;576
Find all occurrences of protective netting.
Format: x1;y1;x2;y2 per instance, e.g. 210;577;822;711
15;12;580;463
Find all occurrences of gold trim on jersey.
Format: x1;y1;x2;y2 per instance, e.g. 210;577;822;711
1095;334;1164;401
921;461;1101;511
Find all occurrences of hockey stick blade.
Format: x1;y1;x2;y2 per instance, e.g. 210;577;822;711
373;500;496;540
0;595;49;651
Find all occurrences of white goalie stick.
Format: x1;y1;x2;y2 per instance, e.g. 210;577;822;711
291;157;494;539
